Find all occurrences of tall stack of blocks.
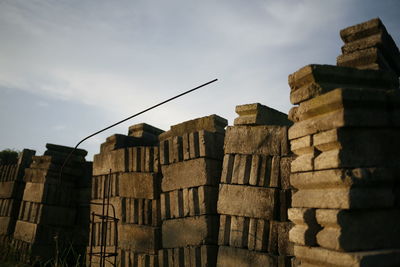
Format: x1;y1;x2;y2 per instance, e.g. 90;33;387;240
12;144;91;261
216;103;294;267
158;115;227;267
90;123;163;267
0;149;35;244
288;18;400;266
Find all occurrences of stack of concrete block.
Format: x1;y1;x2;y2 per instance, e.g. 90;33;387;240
288;19;400;266
89;123;163;267
337;17;400;76
216;103;294;267
0;149;35;244
158;115;227;267
11;144;90;262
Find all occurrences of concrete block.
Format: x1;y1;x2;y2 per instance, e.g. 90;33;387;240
0;198;14;217
127;146;160;173
224;126;289;156
278;222;294;256
23;182;75;206
290;152;315;173
234;103;292;126
0;181;16;198
162;215;219;248
337;47;395;72
288;108;389;140
119;172;160;199
219;215;269;252
294;245;400;267
128;122;164;142
290;168;397;190
92;173;120;200
122;198;160;226
291;187;394;209
288;208;321;246
216;246;277;267
161;158;222;191
280;157;293;189
120;250;159;267
159;114;227;141
119;224;161;254
288;64;398;104
0;217;12;235
218;184;278;220
93;148;128;176
315;209;400;251
158;245;218;267
161;186;218;219
290;135;313;155
340;18;385;43
279;189;292;221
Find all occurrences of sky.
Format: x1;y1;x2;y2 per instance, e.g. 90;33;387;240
1;0;399;160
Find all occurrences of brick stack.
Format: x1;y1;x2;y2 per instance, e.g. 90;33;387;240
89;123;163;267
158;115;227;267
12;144;90;262
0;149;35;244
337;18;400;76
216;103;294;267
288;19;400;267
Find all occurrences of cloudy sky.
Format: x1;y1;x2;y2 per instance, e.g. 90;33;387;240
1;0;399;160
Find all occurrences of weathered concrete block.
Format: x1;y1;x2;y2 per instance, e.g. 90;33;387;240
0;217;12;235
278;222;294;256
0;181;17;198
288;64;398;104
128;122;164;143
290;152;315;173
23;182;75;206
337;47;394;72
91;173;120;200
0;164;18;182
221;154;281;187
292;187;394;209
224;126;289;156
216;246;277;267
119;224;161;254
288;108;389;140
234;103;292;126
127;146;160;173
162;215;219;248
315;209;400;251
93;148;128;176
122;198;161;226
289;87;389;125
159;114;227;141
218;215;270;252
288;208;321;246
280;157;293;189
294;245;400;267
119;172;160;199
45;143;87;157
218;184;278;220
158;245;218;267
279;189;292;221
290;168;397;190
161;158;222;191
120;249;159;267
290;135;313;155
340;18;385;43
161;186;218;220
160;130;224;165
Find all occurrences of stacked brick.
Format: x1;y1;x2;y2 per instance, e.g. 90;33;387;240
337;18;400;76
11;144;91;262
0;149;35;244
288;19;400;266
158;115;227;267
89;123;163;267
216;103;294;267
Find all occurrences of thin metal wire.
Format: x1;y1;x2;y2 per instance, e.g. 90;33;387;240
58;78;218;182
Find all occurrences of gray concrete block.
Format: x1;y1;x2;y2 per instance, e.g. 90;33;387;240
161;158;222;191
162;215;219;248
224;126;289;156
217;184;278;220
119;224;161;254
216;246;277;267
119;172;160;199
